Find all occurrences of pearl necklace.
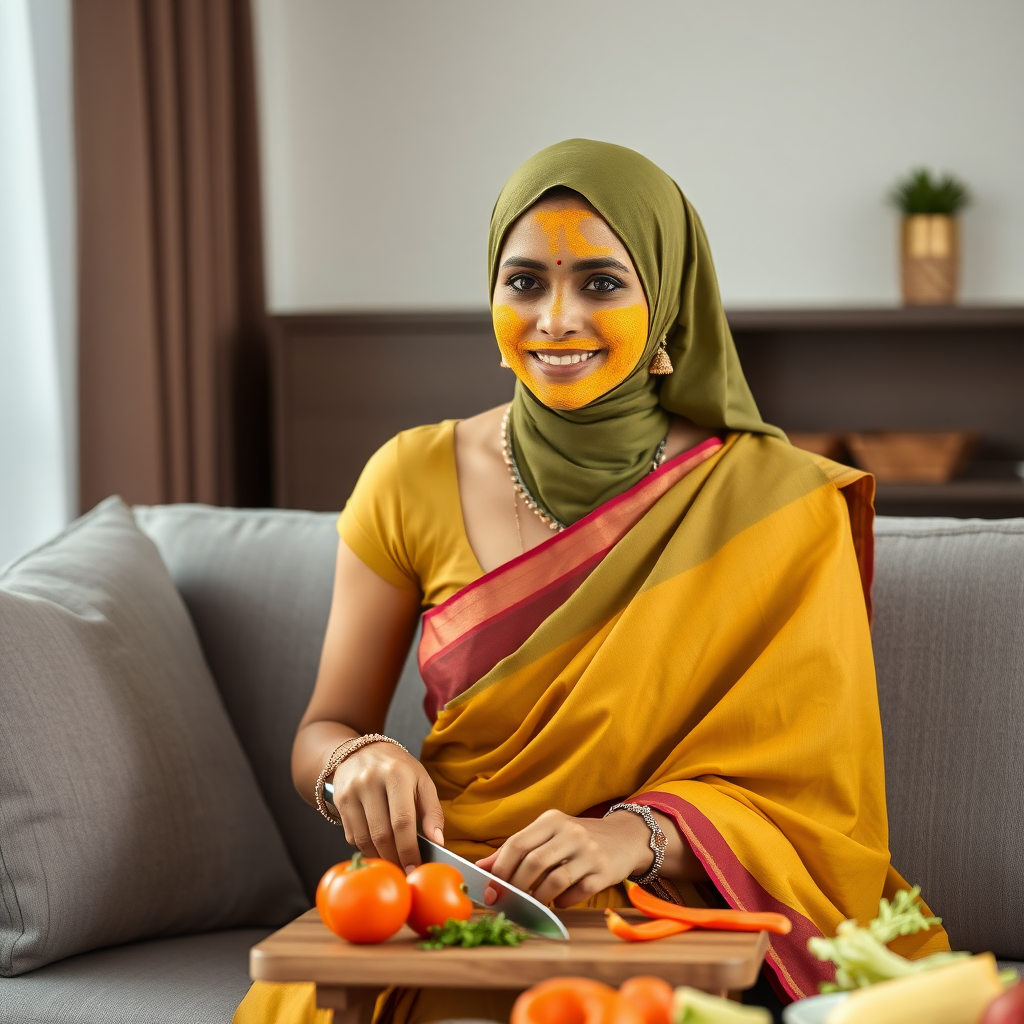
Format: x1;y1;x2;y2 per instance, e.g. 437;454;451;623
500;407;668;534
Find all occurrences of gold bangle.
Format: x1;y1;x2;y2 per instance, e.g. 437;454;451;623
313;733;409;826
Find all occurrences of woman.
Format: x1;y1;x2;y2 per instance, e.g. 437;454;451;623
239;139;948;1024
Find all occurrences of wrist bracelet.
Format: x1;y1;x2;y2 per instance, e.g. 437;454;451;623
314;733;409;826
606;801;668;888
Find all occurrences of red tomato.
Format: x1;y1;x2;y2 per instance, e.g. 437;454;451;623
981;982;1024;1024
316;853;411;944
619;976;674;1024
405;862;474;937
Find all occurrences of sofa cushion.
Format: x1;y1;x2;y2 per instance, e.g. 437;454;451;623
0;498;307;976
134;504;432;898
873;516;1024;959
0;928;269;1024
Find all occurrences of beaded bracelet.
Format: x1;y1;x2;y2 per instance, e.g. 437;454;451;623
606;801;668;886
314;733;409;826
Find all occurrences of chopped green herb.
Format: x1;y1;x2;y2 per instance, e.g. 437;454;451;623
419;913;527;949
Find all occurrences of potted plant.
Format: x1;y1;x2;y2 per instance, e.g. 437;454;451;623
889;168;970;305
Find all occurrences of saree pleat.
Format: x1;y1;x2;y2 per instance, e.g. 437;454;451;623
418;432;949;1001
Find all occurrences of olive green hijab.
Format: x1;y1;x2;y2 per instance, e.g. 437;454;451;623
489;139;784;526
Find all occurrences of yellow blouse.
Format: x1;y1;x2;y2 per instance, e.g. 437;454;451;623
337;421;484;608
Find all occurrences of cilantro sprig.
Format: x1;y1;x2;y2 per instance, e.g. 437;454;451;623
419;913;527;949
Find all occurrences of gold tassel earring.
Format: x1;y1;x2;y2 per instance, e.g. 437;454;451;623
648;334;674;375
499;356;511;368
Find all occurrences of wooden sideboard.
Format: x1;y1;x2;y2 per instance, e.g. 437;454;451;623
271;307;1024;518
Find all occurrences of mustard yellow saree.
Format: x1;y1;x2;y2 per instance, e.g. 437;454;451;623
418;430;947;1000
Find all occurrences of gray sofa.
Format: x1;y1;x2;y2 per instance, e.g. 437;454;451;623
1;505;1022;1023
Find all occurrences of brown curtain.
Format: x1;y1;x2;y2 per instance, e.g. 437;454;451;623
74;0;270;511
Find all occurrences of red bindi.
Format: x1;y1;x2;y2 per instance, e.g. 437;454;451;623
556;260;561;265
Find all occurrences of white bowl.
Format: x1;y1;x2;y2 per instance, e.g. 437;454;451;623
782;992;849;1024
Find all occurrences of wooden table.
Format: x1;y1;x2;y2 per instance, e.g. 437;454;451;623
250;909;769;1024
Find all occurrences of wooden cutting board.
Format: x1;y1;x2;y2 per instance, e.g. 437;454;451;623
250;908;769;1023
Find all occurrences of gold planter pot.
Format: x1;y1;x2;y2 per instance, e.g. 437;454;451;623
900;214;959;305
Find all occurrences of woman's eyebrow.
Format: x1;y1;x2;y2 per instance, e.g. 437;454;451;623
501;257;548;271
571;257;630;273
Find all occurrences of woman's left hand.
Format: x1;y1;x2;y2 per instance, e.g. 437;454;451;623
475;808;653;908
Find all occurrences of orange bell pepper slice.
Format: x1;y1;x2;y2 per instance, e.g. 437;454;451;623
605;909;693;942
624;880;793;935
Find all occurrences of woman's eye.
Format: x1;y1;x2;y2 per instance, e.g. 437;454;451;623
508;274;541;292
584;275;623;293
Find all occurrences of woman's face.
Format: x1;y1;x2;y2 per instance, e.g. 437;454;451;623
492;195;649;411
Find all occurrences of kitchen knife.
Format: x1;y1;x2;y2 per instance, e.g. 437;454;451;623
322;782;568;940
416;833;569;941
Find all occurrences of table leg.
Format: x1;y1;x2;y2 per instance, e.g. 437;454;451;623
316;985;384;1024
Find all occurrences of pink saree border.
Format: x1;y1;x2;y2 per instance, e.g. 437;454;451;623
417;437;724;716
420;436;724;662
634;791;833;1002
419;548;607;720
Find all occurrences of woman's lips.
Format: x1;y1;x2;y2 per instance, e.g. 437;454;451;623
532;350;597;366
527;349;606;377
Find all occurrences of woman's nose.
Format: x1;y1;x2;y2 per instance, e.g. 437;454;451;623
536;283;581;339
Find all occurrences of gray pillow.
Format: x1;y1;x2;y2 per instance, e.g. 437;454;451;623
134;504;432;898
0;498;307;976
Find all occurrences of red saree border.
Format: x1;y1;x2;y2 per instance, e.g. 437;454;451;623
421;436;723;652
417;436;724;714
419;548;607;720
633;791;833;1002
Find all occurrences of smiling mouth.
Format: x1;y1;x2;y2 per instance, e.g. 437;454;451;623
530;350;601;366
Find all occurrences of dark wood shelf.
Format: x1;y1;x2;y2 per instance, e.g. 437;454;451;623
727;306;1024;332
872;478;1024;518
730;307;1024;518
876;479;1024;502
271;307;1024;518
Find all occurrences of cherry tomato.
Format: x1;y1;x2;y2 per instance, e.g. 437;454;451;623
405;862;474;937
316;853;411;944
619;976;674;1024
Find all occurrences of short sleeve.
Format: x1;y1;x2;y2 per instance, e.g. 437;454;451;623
337;436;420;593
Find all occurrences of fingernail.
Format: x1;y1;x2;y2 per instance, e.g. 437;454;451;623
484;885;497;906
433;828;444;846
404;864;415;875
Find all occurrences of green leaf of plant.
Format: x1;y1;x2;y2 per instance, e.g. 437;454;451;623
888;167;971;215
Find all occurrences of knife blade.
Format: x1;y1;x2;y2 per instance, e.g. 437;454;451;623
322;781;568;940
416;833;569;940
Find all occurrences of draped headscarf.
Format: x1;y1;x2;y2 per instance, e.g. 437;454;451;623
489;139;785;526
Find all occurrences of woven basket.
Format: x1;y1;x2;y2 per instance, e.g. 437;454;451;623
845;431;978;483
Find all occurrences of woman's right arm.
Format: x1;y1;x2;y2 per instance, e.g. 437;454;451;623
291;538;443;872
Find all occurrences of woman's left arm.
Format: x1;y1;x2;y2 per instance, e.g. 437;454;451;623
476;808;707;908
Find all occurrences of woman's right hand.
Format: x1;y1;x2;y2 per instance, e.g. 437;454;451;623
331;741;446;872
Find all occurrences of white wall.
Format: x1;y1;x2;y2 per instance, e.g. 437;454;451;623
253;0;1024;312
